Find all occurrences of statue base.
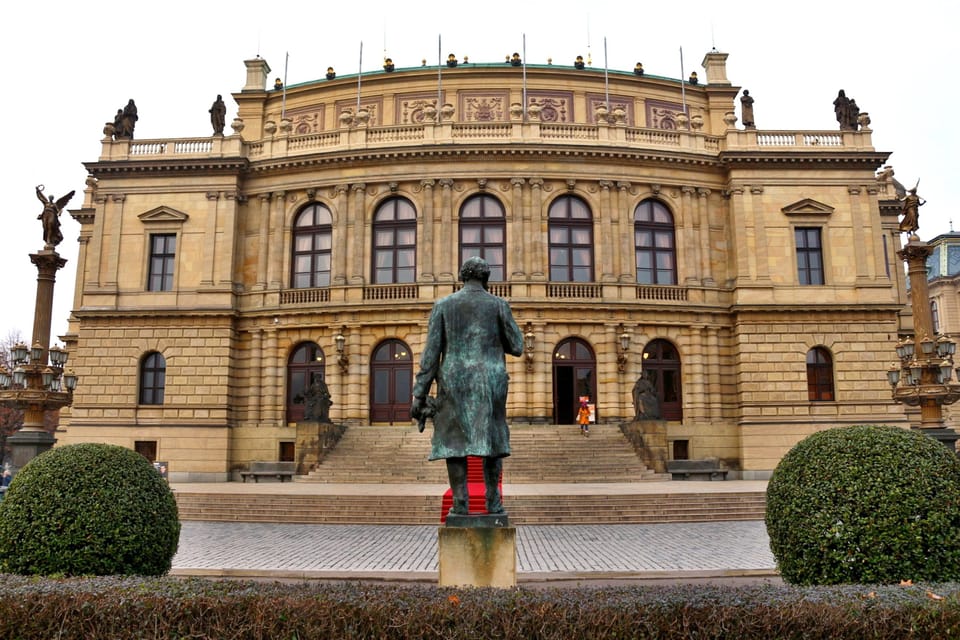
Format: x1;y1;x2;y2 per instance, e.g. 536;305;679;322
445;512;509;528
438;525;516;587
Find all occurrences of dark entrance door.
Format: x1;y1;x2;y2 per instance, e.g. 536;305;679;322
370;339;413;424
642;339;683;421
552;338;596;424
286;342;326;424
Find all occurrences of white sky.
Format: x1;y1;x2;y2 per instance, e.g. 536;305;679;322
1;1;956;343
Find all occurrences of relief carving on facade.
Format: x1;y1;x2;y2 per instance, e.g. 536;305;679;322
284;107;323;134
398;93;444;124
460;91;509;121
334;99;381;127
526;91;573;123
587;94;633;125
645;100;686;130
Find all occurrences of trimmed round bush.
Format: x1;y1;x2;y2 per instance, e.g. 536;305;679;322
766;424;960;585
0;443;180;576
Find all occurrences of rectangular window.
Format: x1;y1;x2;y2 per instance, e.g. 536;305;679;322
148;234;176;291
795;227;824;285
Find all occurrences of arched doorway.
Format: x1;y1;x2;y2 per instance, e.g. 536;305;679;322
642;339;683;421
370;339;413;424
552;338;596;424
286;342;326;424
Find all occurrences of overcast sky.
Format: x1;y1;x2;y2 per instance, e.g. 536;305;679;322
1;1;955;344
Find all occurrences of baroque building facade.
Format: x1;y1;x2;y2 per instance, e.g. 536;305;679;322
58;51;910;480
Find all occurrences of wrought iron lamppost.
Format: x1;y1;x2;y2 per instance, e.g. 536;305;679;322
887;230;960;450
0;186;79;472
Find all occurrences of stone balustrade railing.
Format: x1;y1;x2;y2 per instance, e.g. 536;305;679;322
100;121;873;163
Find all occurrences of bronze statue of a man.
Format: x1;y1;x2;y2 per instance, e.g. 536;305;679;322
411;257;524;517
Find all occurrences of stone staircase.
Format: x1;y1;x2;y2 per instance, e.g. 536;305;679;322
296;423;664;484
173;423;767;525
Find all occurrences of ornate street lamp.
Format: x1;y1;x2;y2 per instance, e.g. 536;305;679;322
334;326;349;373
889;216;960;449
616;323;630;373
0;186;79;472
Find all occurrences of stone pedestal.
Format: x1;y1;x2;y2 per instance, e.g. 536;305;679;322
438;525;516;588
622;420;668;473
7;430;55;475
295;421;344;475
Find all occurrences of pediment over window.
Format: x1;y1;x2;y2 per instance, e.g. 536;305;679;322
138;207;189;223
781;199;834;217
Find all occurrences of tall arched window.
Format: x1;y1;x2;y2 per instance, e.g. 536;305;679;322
286;342;326;423
806;347;835;402
634;199;677;285
548;195;594;282
291;203;332;288
373;197;417;284
139;352;166;405
641;339;682;421
459;194;506;281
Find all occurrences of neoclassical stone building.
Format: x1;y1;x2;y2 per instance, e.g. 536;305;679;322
58;50;911;480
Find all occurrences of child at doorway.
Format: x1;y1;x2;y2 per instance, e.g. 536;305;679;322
577;399;591;437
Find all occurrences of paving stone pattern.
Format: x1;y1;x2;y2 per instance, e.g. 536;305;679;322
172;521;776;578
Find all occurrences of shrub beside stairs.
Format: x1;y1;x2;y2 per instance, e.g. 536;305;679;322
173;424;765;525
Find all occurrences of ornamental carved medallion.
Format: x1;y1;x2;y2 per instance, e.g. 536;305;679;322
460;91;509;121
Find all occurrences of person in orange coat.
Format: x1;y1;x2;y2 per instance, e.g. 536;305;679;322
577;399;591;437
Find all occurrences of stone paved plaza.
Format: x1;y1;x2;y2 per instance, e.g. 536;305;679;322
172;520;777;582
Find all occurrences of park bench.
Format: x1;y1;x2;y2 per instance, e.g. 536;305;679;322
240;461;296;483
666;459;728;481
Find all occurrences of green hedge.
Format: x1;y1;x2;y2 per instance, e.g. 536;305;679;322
0;443;180;576
766;424;960;585
1;577;960;639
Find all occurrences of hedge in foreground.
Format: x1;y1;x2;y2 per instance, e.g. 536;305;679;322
0;443;180;576
766;424;960;586
1;578;960;639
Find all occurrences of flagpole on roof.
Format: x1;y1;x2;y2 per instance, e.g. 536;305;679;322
438;34;442;114
356;42;363;113
679;46;687;116
603;37;609;108
522;34;527;122
281;52;289;120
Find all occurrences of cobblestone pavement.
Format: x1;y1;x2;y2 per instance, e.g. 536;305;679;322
172;520;777;582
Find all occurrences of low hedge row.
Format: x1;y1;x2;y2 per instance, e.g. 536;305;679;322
1;577;960;639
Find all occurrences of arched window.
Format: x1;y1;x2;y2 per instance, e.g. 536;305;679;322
291;203;332;288
459;194;506;281
806;347;835;402
641;339;682;421
373;197;417;284
548;195;594;282
139;352;166;405
286;342;326;423
634;199;677;285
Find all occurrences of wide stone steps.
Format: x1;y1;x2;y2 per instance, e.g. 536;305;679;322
298;423;664;484
174;423;764;525
173;491;767;525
